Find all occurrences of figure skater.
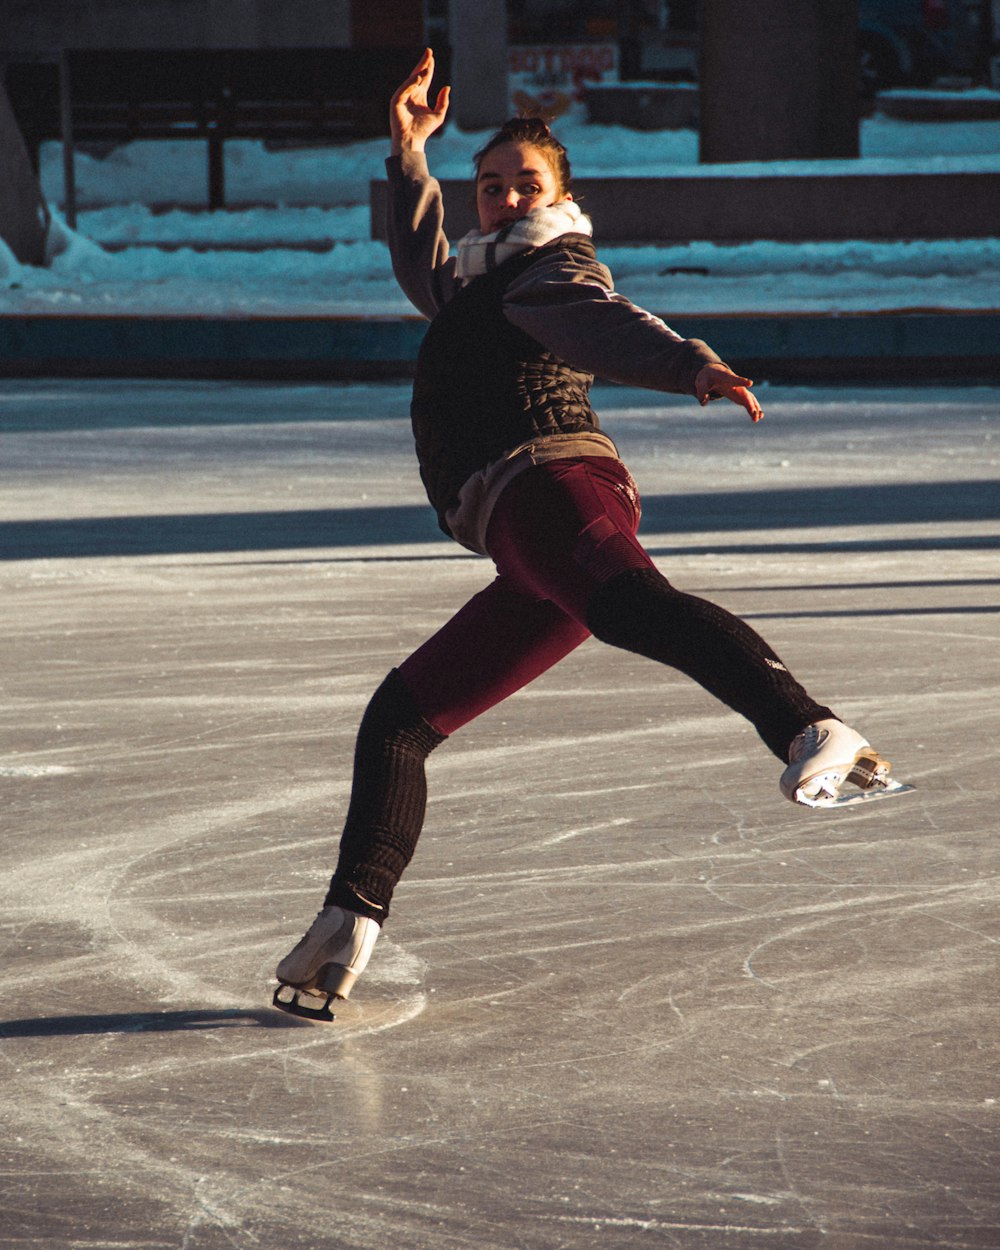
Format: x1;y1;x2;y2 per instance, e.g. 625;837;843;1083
273;50;906;1020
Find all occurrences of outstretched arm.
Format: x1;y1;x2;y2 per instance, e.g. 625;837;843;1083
503;251;759;409
390;47;450;155
695;362;764;422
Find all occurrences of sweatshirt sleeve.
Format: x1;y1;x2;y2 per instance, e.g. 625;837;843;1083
385;151;462;320
502;247;723;396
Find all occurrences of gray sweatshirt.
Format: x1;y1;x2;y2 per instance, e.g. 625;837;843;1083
385;150;722;395
385;150;724;553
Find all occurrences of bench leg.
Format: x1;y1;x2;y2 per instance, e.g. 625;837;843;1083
207;132;225;210
59;51;78;230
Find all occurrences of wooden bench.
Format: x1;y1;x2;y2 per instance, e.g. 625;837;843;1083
4;47;446;226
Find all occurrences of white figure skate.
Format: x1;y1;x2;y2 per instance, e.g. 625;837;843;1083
273;905;381;1022
780;718;914;808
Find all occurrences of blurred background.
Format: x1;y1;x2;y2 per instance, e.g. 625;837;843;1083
1;1;997;376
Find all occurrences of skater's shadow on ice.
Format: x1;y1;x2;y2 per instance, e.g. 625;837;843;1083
0;1008;307;1037
2;480;998;560
0;506;441;560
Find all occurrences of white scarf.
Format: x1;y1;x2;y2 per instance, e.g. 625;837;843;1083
454;201;593;283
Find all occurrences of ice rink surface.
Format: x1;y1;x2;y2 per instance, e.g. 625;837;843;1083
1;378;998;1249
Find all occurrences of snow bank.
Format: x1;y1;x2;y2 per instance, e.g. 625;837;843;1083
1;112;997;317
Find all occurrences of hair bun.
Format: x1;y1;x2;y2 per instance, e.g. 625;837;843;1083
507;116;553;136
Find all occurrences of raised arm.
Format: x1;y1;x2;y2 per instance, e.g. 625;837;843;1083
384;49;460;318
390;48;451;155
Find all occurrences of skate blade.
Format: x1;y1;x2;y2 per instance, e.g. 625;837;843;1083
797;778;917;809
272;984;336;1023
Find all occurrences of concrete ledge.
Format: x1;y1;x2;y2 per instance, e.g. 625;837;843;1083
0;315;427;381
370;171;1000;243
876;88;1000;121
0;311;996;383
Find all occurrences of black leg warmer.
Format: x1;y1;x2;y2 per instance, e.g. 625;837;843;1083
324;669;447;921
586;568;835;760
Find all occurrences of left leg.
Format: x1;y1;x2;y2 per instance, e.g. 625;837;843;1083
274;575;588;1017
486;458;835;761
325;575;590;921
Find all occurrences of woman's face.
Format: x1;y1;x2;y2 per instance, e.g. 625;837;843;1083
475;140;570;234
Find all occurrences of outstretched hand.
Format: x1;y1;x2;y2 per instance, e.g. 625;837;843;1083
695;363;763;423
390;47;450;154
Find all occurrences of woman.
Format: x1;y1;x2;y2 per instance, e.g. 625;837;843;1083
272;50;903;1021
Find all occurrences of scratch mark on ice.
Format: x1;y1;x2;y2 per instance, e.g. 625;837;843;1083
548;1213;808;1236
537;816;631;848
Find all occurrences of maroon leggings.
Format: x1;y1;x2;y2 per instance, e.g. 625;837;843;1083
328;457;832;919
398;456;829;750
398;457;651;734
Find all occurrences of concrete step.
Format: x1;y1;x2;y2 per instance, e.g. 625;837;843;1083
0;310;996;381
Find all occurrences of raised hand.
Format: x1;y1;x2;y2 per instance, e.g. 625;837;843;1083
390;48;451;154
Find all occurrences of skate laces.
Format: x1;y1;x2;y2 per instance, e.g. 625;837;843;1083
788;723;827;763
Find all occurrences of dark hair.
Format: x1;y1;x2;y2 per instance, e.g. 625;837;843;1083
472;117;572;197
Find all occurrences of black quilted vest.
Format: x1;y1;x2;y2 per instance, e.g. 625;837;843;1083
411;234;602;535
